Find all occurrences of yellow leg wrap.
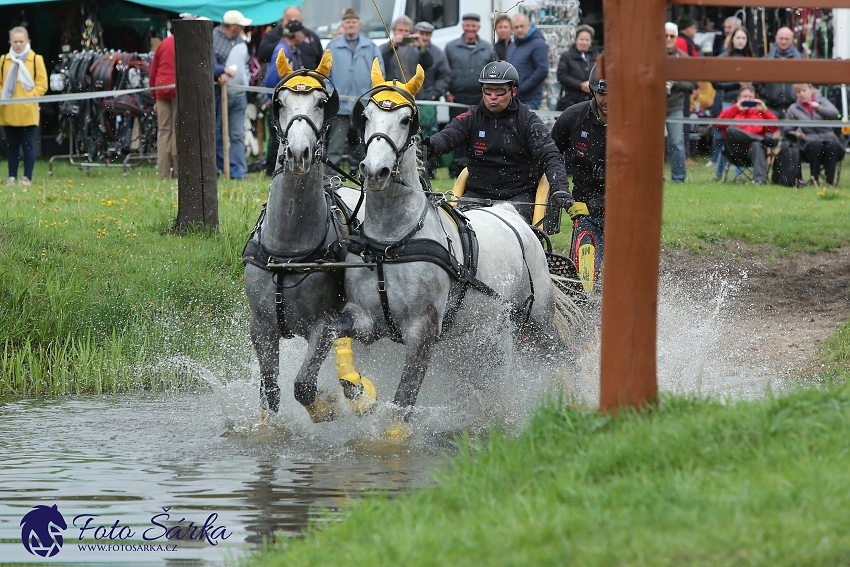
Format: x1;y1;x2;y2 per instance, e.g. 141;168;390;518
334;338;377;415
304;389;340;423
385;419;411;440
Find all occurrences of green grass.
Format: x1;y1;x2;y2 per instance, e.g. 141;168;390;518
244;383;850;567
2;158;848;395
0;161;269;395
431;155;850;255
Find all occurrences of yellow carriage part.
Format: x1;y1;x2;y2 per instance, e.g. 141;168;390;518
449;167;550;229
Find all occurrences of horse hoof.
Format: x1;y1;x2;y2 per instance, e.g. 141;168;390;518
341;376;377;416
304;389;341;423
385;419;411;440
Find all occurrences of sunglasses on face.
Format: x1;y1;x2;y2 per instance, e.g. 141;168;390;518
665;34;676;38
482;86;510;96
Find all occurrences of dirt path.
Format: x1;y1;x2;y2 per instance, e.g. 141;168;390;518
660;245;850;375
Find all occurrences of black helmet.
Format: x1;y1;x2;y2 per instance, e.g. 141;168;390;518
588;64;607;95
479;61;519;88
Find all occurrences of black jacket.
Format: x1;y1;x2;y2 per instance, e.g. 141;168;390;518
429;98;571;200
380;42;433;85
556;45;599;109
258;26;324;70
551;100;606;217
711;50;749;104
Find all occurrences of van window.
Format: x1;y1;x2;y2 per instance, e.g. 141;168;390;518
405;0;459;29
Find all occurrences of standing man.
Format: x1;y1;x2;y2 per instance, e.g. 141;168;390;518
551;64;608;274
506;13;549;109
675;14;701;57
757;27;803;118
213;10;252;180
326;8;383;173
380;16;432;83
149;32;177;179
444;13;492;177
414;21;450;177
258;6;323;69
423;61;572;232
713;16;742;56
665;22;697;184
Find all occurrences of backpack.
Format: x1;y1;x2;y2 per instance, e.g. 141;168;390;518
771;141;802;187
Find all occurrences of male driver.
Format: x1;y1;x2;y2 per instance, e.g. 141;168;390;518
505;13;549;109
714;83;779;184
444;13;492;177
257;6;323;69
213;10;252;179
551;64;608;271
423;61;573;233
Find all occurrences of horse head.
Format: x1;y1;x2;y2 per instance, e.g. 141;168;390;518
355;58;424;190
273;49;338;175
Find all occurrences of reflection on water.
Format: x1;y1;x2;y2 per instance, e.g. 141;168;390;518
0;394;442;565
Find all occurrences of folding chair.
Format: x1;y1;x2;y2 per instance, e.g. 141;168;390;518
721;132;779;184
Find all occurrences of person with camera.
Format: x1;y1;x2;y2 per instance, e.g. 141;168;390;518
422;61;573;233
380;16;432;84
714;84;779;184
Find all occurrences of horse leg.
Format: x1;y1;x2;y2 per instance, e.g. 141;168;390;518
330;306;378;415
250;317;280;413
293;321;342;423
392;306;440;418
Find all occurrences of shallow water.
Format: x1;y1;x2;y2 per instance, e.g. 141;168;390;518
0;393;448;565
0;269;788;565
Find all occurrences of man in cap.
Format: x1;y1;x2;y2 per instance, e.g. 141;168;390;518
413;21;450;177
443;13;493;177
213;9;252;179
258;6;324;69
551;64;608;274
326;8;384;173
423;61;573;233
675;14;700;57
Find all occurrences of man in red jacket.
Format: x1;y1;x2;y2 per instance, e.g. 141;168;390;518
715;83;779;183
150;34;177;179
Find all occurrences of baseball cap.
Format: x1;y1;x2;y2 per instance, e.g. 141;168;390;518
222;10;252;26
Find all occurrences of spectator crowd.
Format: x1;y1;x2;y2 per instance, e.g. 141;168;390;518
2;8;845;189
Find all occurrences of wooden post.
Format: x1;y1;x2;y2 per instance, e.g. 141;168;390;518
174;19;218;230
221;84;230;180
598;0;666;411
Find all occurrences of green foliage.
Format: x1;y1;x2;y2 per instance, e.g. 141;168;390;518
0;163;266;395
244;384;850;566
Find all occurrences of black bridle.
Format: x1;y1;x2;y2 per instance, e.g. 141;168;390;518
351;83;421;181
270;68;340;173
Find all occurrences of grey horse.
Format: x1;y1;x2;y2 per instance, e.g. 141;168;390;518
243;51;361;422
329;61;565;436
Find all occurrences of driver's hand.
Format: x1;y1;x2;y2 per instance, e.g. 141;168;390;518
567;202;589;219
550;190;574;208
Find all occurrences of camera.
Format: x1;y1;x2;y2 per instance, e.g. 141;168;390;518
741;100;758;108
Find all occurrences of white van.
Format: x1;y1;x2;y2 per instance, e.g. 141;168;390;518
300;0;517;50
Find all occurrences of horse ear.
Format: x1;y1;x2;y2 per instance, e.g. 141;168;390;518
404;64;425;97
316;49;332;76
276;49;293;79
370;58;385;87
